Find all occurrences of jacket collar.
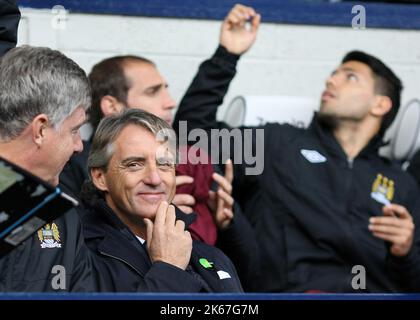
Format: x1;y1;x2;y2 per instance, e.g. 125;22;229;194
308;112;385;161
84;198;197;277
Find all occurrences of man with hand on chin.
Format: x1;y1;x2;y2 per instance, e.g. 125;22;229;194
81;109;243;292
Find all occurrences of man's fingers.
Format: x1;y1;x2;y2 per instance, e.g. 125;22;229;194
213;173;233;194
226;11;242;25
226;5;256;26
224;159;234;183
371;231;402;244
175;175;194;186
154;201;168;227
223;208;234;220
383;204;412;220
251;13;261;32
217;188;234;207
173;193;196;207
233;4;256;18
369;224;410;236
208;190;216;201
144;218;153;247
165;204;176;228
370;216;413;229
178;205;194;214
175;219;186;232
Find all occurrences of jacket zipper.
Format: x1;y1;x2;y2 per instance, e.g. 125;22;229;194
98;250;144;277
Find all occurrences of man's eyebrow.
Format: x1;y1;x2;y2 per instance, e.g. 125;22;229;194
143;83;165;93
341;67;358;73
120;156;146;165
71;120;88;131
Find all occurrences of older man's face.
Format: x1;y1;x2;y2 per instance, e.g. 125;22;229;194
96;124;176;221
41;106;86;186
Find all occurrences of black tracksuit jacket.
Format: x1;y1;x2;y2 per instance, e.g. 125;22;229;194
0;2;95;292
0;210;95;291
173;48;420;293
81;198;243;292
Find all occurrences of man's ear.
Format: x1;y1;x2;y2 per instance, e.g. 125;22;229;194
91;168;109;192
100;95;125;116
371;95;392;118
32;114;49;147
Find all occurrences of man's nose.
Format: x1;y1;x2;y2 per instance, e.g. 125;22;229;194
73;134;83;153
163;89;176;110
143;165;163;186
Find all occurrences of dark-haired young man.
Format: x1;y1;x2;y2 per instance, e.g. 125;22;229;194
174;50;420;292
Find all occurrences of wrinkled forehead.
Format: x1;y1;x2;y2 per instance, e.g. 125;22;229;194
112;124;176;160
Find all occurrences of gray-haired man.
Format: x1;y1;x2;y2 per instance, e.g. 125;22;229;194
0;46;94;291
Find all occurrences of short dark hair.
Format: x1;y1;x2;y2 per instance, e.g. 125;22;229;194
87;55;155;129
342;51;403;137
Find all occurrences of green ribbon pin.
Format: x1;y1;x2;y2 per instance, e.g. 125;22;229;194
199;258;214;269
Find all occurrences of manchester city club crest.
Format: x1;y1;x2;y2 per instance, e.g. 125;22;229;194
37;223;61;248
370;173;394;206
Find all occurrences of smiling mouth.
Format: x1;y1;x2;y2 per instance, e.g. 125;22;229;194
136;192;166;203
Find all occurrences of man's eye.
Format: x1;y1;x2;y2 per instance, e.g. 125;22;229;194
127;162;142;169
148;91;158;97
347;74;358;81
158;161;174;168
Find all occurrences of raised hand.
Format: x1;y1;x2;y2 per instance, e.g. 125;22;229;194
144;201;192;270
173;175;195;214
220;4;261;55
208;159;234;229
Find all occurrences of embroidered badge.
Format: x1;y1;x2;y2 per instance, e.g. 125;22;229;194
370;173;394;206
300;149;327;163
37;223;61;248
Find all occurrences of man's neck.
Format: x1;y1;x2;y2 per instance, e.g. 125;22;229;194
0;138;36;171
332;119;378;159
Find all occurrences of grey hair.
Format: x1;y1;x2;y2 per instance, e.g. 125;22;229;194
0;46;91;141
88;108;176;176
